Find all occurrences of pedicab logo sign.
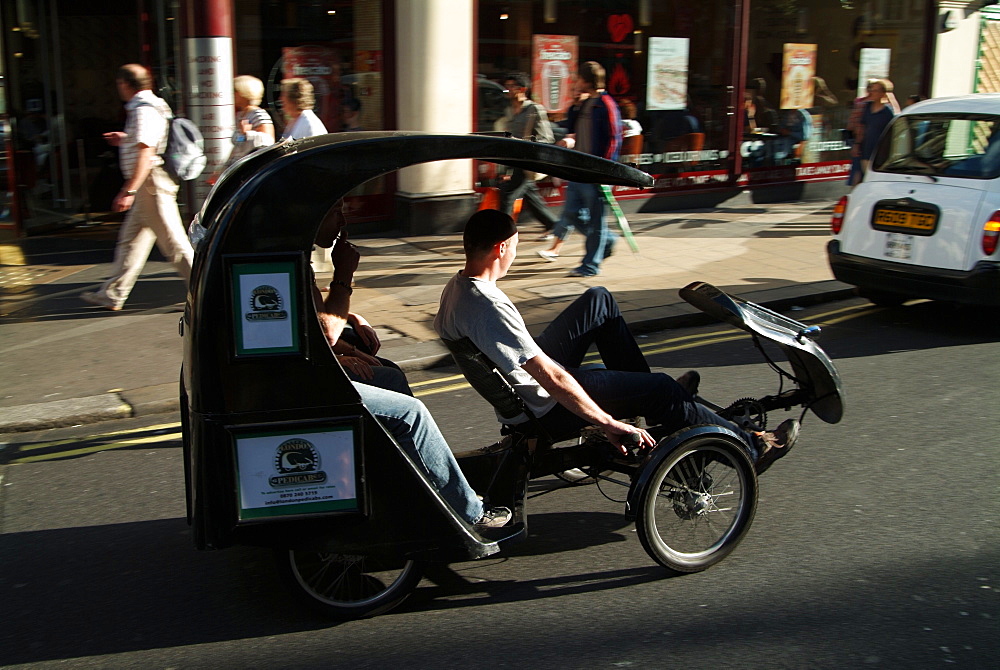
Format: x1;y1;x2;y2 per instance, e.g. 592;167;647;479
246;285;288;321
235;427;359;520
232;262;300;356
270;438;326;487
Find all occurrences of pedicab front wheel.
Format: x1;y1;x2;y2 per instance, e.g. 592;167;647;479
635;433;757;574
274;548;424;620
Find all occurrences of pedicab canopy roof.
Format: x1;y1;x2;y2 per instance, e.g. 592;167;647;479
195;131;654;256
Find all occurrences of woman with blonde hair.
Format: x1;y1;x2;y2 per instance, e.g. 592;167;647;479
208;75;275;183
280;77;328;140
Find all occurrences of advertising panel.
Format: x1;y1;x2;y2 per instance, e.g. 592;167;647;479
282;45;348;133
646;37;690;111
780;43;817;110
857;48;892;97
532;35;577;113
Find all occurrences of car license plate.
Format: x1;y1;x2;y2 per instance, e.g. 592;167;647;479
873;208;937;232
884;233;913;260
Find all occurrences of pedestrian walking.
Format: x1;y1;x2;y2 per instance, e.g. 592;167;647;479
81;63;193;312
537;61;623;277
497;72;559;236
207;74;275;184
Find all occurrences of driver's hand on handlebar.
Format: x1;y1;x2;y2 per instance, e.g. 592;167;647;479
604;421;655;455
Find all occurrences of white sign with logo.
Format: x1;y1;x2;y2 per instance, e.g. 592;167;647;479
857;48;892;98
235;425;359;520
232;261;300;355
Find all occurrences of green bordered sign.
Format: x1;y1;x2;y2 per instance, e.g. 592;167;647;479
231;261;300;356
234;424;360;521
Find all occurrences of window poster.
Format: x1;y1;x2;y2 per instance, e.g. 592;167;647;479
532;35;578;113
857;48;892;98
646;37;689;111
235;424;359;520
281;45;347;133
232;261;300;356
780;43;817;110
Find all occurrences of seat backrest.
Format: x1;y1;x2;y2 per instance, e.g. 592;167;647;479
442;337;530;421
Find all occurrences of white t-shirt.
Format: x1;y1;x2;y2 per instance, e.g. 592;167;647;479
434;272;557;423
121;90;170;178
281;109;328;140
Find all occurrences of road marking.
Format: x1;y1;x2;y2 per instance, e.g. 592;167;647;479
10;432;182;464
15;422;182;452
410;373;467;388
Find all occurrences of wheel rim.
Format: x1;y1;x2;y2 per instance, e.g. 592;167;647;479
645;444;750;565
287;551;418;610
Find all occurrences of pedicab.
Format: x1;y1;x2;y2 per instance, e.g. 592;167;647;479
180;131;844;620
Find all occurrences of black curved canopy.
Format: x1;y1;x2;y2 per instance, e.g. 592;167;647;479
196;131;654;256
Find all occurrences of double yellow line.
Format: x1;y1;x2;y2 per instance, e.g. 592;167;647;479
5;422;182;464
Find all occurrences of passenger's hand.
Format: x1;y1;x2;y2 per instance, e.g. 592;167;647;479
348;313;381;354
604;421;655;455
339;355;375;380
330;229;360;282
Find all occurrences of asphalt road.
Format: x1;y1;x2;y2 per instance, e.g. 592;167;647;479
1;297;997;669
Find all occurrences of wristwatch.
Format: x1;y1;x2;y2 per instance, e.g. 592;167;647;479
125;189;138;195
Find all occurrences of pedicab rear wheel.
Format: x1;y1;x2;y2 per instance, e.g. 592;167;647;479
275;548;424;620
636;434;757;574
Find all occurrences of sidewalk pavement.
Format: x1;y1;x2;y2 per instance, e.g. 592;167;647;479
0;199;853;434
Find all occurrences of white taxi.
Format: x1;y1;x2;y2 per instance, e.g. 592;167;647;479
827;94;1000;306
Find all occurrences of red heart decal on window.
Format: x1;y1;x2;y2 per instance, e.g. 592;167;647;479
607;14;633;43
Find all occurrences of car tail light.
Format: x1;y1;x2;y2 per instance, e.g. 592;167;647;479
831;196;848;234
984;212;1000;255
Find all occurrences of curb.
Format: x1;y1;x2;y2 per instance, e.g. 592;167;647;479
0;280;856;435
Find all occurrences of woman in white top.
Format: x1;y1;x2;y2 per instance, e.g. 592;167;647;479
280;77;328;140
208;75;275;183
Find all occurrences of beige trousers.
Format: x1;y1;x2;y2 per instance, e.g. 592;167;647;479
98;166;193;307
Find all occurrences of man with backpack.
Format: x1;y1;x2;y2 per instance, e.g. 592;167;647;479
81;63;193;311
497;72;559;236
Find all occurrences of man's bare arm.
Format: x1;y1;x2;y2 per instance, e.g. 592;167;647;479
522;354;654;452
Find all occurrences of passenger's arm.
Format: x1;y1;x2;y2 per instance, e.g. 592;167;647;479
522;354;654;453
314;231;360;348
347;311;381;354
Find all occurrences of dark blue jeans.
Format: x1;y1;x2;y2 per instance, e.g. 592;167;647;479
533;287;754;447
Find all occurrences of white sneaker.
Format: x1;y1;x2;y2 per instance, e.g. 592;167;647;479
536;249;559;262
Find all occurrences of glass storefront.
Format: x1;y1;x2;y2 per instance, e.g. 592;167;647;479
742;0;930;186
477;0;931;204
233;0;390;221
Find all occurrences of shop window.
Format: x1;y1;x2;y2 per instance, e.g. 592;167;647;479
744;0;929;177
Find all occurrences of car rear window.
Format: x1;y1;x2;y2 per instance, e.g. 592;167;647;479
872;113;1000;179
